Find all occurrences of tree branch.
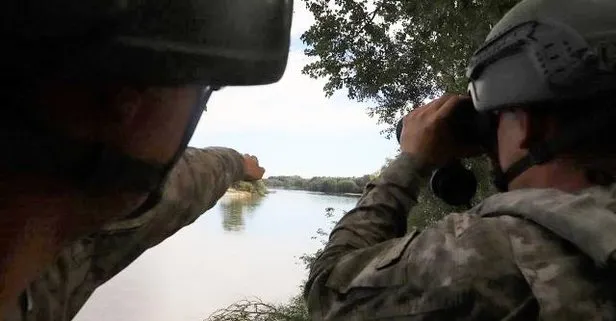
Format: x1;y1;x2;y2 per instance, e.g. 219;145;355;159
349;2;385;41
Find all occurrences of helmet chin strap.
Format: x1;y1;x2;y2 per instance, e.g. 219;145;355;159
492;143;554;192
492;103;616;192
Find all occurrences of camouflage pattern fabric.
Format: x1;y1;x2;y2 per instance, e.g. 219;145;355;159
4;147;245;321
304;153;616;320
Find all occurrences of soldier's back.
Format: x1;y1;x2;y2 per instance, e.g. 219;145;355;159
470;185;616;320
307;184;616;320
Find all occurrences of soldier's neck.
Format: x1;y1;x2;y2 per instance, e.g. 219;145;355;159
509;160;594;193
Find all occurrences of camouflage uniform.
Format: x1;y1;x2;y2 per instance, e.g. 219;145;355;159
5;147;245;321
304;153;616;320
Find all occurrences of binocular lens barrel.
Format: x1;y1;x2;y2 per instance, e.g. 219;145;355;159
394;99;493;206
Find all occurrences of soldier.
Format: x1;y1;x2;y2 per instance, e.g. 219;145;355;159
304;0;616;320
0;0;291;319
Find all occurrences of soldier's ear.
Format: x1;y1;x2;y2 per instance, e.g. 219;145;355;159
519;109;555;149
514;109;533;150
497;109;529;150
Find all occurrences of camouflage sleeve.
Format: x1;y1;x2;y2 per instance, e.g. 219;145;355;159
18;147;246;321
96;146;245;274
305;153;431;290
304;154;533;320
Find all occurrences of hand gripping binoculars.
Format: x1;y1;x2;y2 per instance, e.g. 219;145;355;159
395;99;496;206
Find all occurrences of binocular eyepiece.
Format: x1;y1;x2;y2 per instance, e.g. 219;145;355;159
395;99;495;206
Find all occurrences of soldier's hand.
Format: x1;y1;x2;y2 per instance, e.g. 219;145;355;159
400;94;482;167
242;154;265;181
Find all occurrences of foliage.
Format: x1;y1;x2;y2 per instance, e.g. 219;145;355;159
299;0;513;228
301;0;519;137
231;180;269;196
205;296;309;321
263;175;375;194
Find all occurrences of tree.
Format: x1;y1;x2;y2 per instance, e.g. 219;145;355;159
301;0;519;137
265;178;285;188
321;178;338;193
338;179;360;193
205;296;309;321
301;0;515;228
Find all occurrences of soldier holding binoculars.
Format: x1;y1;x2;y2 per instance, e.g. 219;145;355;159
305;0;616;320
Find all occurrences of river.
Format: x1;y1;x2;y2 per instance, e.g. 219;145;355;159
72;189;360;321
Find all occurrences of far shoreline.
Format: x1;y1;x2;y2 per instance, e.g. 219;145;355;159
223;186;361;200
267;187;361;197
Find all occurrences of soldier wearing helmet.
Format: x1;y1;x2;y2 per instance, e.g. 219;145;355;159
305;0;616;319
0;0;292;318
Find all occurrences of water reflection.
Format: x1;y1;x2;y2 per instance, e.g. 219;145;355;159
219;193;265;232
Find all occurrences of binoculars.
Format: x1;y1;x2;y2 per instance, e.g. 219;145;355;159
395;99;495;206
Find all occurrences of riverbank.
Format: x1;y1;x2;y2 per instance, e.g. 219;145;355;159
271;187;361;197
224;188;257;199
263;175;375;195
226;180;269;198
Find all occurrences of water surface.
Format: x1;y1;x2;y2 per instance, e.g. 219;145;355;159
73;189;359;321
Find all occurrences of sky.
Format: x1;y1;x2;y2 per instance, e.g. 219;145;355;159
187;3;400;178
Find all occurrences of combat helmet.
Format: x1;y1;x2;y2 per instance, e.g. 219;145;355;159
466;0;616;190
0;0;293;211
2;0;293;86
